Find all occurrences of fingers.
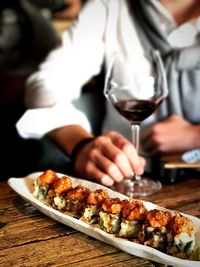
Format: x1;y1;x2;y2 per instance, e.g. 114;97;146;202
138;156;146;171
105;131;145;174
99;141;134;178
83;161;115;187
74;131;145;187
90;148;124;182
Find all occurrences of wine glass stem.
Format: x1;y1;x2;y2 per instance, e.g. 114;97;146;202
131;124;141;181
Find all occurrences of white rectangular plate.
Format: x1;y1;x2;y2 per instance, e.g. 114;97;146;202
8;172;200;267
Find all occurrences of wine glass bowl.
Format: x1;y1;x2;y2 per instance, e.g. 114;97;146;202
104;50;168;197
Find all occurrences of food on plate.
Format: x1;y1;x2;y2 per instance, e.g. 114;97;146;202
47;175;73;210
66;185;91;217
119;198;147;238
139;209;173;252
33;169;59;200
80;189;109;224
168;213;197;259
99;197;122;234
33;170;199;260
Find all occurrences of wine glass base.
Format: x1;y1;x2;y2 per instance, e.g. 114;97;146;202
113;177;162;198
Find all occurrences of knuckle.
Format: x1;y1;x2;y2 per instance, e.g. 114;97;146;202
94;136;108;146
113;151;125;164
88;148;98;160
121;142;132;153
84;161;93;175
105;130;115;136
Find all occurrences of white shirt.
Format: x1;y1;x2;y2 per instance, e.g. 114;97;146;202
16;0;200;140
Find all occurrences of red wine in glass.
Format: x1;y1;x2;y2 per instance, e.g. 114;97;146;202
113;98;163;124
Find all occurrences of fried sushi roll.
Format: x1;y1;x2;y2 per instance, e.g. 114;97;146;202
119;198;147;239
47;175;73;210
99;197;122;234
66;185;91;217
167;213;197;259
80;189;109;224
33;170;59;201
139;209;173;252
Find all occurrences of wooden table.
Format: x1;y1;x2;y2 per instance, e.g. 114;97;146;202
1;176;200;266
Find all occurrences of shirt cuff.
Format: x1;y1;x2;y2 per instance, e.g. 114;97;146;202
16;107;92;139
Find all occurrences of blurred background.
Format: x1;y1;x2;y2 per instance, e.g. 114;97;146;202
0;0;86;179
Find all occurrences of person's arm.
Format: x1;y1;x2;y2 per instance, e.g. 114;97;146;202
47;124;93;156
141;115;200;156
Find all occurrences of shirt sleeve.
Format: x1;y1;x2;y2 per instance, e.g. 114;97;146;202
16;0;107;139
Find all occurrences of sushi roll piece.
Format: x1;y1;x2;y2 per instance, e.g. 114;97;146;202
119;198;147;239
99;197;122;234
167;212;197;259
66;185;91;218
33;170;59;201
47;175;73;210
80;189;109;224
139;209;173;252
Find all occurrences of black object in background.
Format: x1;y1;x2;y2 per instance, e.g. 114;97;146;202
30;0;68;12
149;156;200;184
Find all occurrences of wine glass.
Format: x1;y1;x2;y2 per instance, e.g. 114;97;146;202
104;50;168;197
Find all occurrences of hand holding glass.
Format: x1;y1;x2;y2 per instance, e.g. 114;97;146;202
104;50;168;197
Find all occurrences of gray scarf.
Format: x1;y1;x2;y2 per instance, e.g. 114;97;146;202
128;0;200;124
